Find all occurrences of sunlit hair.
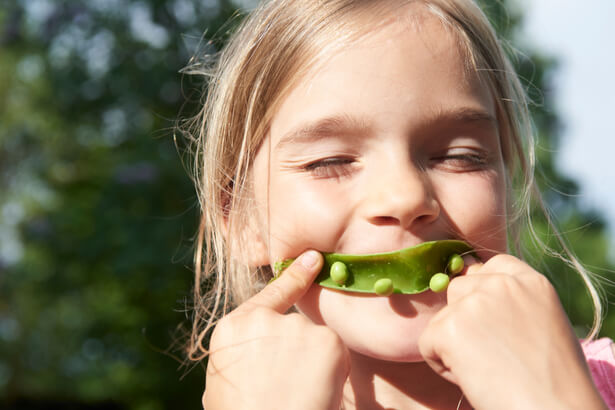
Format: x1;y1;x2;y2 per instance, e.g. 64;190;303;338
179;0;603;362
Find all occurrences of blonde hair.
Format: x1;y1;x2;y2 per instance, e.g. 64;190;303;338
180;0;603;362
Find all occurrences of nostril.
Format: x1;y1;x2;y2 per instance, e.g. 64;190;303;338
369;211;438;228
370;216;401;226
363;186;440;229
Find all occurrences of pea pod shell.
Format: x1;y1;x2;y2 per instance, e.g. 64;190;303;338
316;240;472;294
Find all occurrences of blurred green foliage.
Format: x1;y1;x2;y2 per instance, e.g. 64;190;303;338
0;0;613;409
477;0;615;337
0;0;240;408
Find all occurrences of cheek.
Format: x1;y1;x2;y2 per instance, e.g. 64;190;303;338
261;176;353;259
251;147;335;258
436;172;508;252
297;286;448;362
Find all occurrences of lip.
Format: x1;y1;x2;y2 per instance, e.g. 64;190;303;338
332;237;459;256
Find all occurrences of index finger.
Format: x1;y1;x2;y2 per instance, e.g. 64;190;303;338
463;253;529;277
447;253;530;302
461;254;483;276
237;250;324;314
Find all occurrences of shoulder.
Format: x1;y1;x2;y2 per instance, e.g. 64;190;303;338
581;338;615;409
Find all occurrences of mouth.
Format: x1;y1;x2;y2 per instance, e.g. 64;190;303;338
275;240;473;295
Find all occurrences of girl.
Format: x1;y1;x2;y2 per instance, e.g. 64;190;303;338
183;0;614;408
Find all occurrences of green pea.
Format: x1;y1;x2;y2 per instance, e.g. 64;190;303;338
330;261;349;285
447;254;464;275
374;278;394;296
429;273;450;293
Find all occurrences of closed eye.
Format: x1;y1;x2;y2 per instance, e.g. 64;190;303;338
430;151;490;171
304;157;356;179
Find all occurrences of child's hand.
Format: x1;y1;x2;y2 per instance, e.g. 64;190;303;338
203;250;350;410
419;254;607;410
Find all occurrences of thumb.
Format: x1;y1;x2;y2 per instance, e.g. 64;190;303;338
239;250;323;314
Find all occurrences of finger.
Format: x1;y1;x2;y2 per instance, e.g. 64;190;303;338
418;309;460;386
459;254;483;276
238;250;324;314
447;254;532;302
465;253;529;277
446;255;484;303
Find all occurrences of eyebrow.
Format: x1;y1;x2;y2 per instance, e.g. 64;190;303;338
432;107;498;128
274;107;497;151
275;114;371;151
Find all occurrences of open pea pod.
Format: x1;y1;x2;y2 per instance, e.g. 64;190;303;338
274;240;473;295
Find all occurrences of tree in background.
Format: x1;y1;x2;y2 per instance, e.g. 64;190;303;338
477;0;614;337
1;1;238;408
0;0;612;409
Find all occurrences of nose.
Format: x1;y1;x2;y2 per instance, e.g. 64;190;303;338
360;160;440;229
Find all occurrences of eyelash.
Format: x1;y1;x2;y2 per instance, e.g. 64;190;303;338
303;150;489;179
430;152;489;171
304;157;356;179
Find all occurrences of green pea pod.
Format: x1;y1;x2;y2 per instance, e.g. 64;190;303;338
273;240;473;295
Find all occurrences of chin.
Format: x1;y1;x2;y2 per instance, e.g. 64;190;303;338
296;285;447;363
346;333;425;362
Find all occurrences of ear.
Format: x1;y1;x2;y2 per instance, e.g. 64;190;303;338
221;191;270;268
236;217;270;268
224;217;270;268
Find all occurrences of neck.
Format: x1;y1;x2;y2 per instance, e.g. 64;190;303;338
342;351;471;410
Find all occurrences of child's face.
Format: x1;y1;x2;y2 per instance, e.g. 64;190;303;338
249;12;508;361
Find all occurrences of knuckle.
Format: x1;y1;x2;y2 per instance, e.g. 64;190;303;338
422;308;455;342
281;312;307;331
497;272;518;289
458;291;487;314
485;253;520;270
250;305;269;316
214;306;270;335
263;281;288;307
285;265;311;289
428;311;460;343
249;305;275;323
317;326;345;351
485;273;522;298
419;316;440;346
533;272;552;287
527;273;557;296
441;315;460;338
446;277;466;300
417;328;430;350
209;317;233;348
285;311;307;323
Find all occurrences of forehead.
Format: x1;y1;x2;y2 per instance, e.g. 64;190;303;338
268;6;495;143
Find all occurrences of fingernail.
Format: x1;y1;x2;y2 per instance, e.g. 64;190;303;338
299;250;319;269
